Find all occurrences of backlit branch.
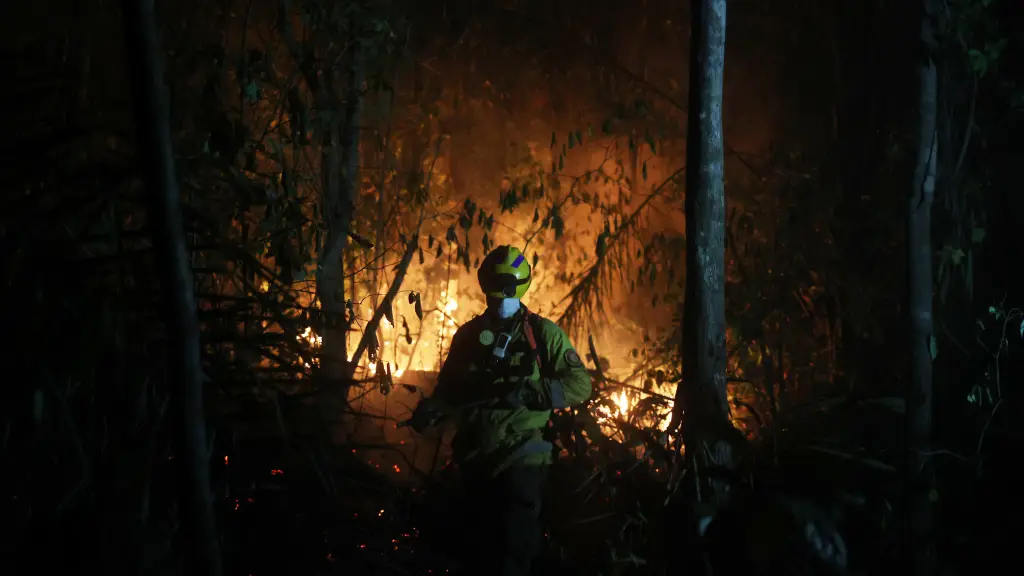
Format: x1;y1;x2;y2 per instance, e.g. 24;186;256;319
557;165;686;336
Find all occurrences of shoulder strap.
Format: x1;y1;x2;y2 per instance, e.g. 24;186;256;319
521;311;548;370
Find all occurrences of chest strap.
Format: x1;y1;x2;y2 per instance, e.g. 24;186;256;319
522;312;542;369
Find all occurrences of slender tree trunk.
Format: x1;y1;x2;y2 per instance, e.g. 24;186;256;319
119;1;221;574
317;44;365;399
672;0;735;502
906;0;938;573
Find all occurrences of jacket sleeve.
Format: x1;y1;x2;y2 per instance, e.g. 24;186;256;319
534;319;593;410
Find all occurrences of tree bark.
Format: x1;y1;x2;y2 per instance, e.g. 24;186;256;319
317;43;365;399
673;0;735;502
119;0;221;574
906;0;938;573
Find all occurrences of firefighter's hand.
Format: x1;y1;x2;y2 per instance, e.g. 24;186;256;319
495;379;541;410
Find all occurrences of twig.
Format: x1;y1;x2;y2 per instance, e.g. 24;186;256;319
556;165;686;335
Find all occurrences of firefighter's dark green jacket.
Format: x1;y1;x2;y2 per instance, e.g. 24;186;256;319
420;307;592;472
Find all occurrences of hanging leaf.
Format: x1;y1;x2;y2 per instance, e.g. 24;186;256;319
414;293;423;320
645;130;657;154
551;132;557;148
642;161;648;182
244;80;259;103
418;247;425;265
428;235;435;248
350;231;374;249
367;330;379;363
602;117;613;134
402;316;413;344
436;244;443;259
568;131;575;149
408;292;417;305
378;360;392;396
532;253;539;268
382;297;395;326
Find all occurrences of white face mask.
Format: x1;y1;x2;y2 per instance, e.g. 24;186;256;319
495;298;521;319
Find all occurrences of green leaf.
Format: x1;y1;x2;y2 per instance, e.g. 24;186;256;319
551;132;557;148
968;49;988;77
929;334;938;360
244;80;259;103
568;131;575;149
642;161;648;182
971;227;985;243
601;117;613;134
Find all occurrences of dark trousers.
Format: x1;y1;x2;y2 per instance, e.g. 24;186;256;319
458;464;549;576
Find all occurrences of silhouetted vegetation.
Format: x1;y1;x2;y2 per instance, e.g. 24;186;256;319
4;0;1022;574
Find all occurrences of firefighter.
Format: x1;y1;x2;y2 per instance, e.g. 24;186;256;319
408;245;593;576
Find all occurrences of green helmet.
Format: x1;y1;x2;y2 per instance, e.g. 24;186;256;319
477;245;532;299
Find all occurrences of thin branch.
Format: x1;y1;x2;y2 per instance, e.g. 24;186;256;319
556;165;686;335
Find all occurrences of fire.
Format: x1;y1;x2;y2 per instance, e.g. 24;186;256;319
593;385;675;437
298;326;322;347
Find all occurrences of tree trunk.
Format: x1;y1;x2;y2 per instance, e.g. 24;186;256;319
673;0;735;502
906;0;938;573
317;44;365;399
119;0;221;574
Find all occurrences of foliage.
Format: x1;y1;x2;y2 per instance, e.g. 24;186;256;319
8;0;1023;574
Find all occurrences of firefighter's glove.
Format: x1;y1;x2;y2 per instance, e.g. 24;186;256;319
408;400;444;433
497;378;562;411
